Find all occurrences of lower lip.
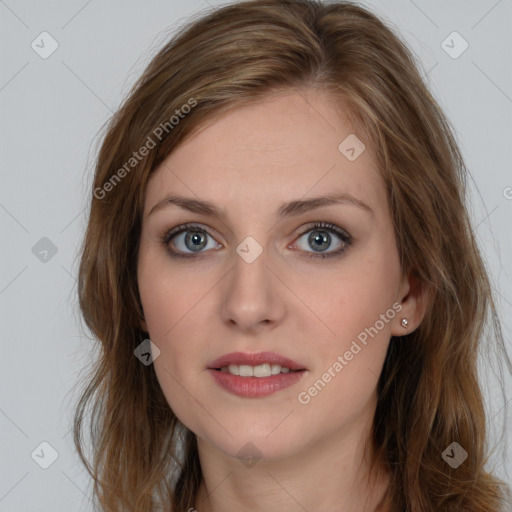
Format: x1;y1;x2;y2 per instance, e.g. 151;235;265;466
208;369;306;398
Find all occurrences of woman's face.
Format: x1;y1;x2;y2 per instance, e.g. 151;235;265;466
137;88;416;461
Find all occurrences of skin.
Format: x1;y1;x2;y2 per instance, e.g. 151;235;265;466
137;88;427;512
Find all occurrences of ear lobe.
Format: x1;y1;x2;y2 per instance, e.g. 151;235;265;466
391;270;428;336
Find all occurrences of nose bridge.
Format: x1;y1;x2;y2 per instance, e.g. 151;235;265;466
220;233;283;330
231;233;272;299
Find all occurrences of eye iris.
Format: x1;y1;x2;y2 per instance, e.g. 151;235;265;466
308;230;330;252
185;231;207;251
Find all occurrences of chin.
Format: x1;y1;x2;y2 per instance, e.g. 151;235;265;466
194;419;307;462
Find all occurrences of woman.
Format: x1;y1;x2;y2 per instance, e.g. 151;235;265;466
73;1;512;510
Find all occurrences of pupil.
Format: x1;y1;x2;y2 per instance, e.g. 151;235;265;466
186;231;206;251
309;230;330;252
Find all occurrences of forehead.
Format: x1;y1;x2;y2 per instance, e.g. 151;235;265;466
144;89;387;219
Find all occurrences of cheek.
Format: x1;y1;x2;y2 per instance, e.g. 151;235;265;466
296;292;394;431
319;253;399;342
298;244;399;400
137;245;202;340
137;249;212;374
139;273;208;427
139;279;203;375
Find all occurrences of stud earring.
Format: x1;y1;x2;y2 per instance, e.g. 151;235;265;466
401;318;409;329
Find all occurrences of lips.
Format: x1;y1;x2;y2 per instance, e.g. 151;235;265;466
207;351;306;371
207;351;308;398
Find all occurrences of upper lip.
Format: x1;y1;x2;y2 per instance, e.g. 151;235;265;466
208;351;306;371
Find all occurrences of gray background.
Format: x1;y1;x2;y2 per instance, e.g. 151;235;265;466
1;0;511;510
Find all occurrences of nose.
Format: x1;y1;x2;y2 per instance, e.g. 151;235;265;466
219;242;286;334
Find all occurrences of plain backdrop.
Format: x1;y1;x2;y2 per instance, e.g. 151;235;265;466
1;0;511;510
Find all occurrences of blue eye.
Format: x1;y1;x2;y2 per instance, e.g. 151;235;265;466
161;221;351;259
293;221;351;259
162;224;221;258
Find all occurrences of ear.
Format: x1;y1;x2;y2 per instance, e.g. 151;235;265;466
391;269;429;336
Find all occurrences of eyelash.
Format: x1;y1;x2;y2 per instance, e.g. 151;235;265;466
160;221;352;260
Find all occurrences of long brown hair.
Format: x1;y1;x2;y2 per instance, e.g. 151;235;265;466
73;1;512;510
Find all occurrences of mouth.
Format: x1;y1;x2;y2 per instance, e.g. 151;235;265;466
207;351;307;398
208;350;306;373
212;363;301;377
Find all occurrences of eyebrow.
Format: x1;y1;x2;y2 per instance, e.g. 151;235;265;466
147;192;373;219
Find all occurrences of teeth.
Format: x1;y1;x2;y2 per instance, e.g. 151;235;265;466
253;364;271;377
228;364;240;376
270;364;281;375
239;364;253;377
220;364;294;377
